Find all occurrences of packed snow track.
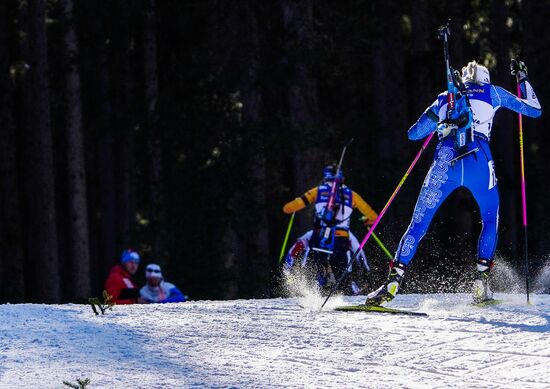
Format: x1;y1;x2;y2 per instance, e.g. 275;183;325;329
1;294;550;388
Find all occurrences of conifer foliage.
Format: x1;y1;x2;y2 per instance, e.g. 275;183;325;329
0;0;549;302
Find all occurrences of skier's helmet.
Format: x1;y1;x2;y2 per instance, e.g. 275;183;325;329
461;60;490;84
323;165;344;181
323;165;337;181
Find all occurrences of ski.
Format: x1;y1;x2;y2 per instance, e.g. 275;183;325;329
472;299;503;308
335;304;428;317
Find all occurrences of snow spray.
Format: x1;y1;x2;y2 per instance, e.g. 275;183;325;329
533;260;550;293
280;269;345;310
491;257;524;293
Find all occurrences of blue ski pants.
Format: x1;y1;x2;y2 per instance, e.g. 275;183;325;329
395;137;499;265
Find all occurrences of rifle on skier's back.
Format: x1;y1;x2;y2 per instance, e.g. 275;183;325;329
437;20;473;154
313;139;354;254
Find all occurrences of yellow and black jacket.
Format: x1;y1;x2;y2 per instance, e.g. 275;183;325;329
283;183;377;236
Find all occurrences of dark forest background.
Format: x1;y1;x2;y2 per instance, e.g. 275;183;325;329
0;0;549;303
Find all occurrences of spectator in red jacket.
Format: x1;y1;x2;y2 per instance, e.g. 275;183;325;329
104;249;142;304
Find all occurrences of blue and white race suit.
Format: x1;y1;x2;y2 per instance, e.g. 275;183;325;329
395;79;541;265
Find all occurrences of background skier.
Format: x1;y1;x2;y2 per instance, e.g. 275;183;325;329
366;59;541;305
283;228;370;294
283;165;378;292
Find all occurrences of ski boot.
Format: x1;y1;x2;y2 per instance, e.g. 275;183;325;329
473;258;494;303
365;261;406;306
350;281;361;296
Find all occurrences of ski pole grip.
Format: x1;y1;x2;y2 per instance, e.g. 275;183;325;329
437;19;451;40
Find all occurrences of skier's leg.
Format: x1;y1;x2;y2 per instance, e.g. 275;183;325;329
470;188;498;302
367;144;460;305
311;250;330;287
283;239;305;272
465;140;499;302
308;232;327;287
476;185;499;265
397;147;461;265
328;237;347;278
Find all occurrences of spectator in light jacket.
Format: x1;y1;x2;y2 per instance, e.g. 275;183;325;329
140;263;187;303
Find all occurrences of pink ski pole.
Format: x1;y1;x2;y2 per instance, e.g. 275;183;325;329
516;72;530;304
321;132;435;309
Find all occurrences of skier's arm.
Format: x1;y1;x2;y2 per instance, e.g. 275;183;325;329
160;286;187;303
283;187;318;213
352;191;378;223
407;97;441;141
491;82;541;118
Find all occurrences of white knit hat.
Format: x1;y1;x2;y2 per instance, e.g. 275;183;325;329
145;263;163;279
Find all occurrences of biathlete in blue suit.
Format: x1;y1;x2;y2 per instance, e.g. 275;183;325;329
367;59;541;305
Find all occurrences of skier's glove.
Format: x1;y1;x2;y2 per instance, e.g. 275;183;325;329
119;288;140;300
510;59;528;81
360;215;375;226
436;120;458;139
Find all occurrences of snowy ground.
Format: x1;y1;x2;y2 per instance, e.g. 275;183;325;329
2;292;550;388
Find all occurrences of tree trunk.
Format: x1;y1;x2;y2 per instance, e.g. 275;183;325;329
97;124;117;276
450;1;465;68
370;1;408;226
76;2;118;280
520;0;550;268
61;0;91;301
88;5;118;277
222;218;245;299
0;0;25;302
144;0;164;258
282;0;322;234
203;0;248;299
240;2;270;297
113;0;136;249
24;0;60;302
409;0;432;116
489;0;518;263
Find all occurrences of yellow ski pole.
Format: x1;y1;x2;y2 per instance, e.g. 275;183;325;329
371;231;393;261
359;216;393;260
278;212;296;264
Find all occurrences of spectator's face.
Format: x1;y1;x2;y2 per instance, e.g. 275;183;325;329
123;260;139;275
146;276;161;287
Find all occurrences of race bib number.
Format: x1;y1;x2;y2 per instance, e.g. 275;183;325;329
488;160;497;189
